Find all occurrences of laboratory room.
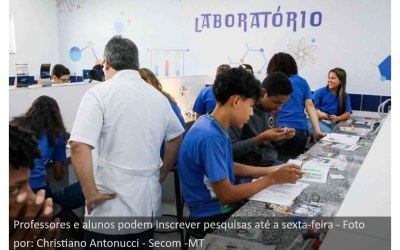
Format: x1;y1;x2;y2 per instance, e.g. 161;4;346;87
8;0;393;250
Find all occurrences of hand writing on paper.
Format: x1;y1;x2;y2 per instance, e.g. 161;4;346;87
271;164;303;184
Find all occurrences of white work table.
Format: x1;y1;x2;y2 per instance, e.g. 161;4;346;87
321;112;391;250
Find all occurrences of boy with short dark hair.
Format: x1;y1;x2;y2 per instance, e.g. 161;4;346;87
229;72;296;170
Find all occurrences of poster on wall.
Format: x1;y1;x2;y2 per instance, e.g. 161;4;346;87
148;49;189;77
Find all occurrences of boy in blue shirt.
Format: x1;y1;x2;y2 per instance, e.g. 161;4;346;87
178;68;303;236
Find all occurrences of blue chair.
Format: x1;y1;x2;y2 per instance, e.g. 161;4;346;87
69;76;83;83
82;70;90;80
9;77;15;86
12;76;36;87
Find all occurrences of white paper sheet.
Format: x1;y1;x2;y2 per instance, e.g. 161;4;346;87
339;126;371;136
321;133;360;145
249;181;309;206
299;159;331;183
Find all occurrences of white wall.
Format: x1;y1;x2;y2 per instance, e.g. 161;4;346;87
10;0;391;96
9;83;97;132
9;0;59;77
55;0;390;96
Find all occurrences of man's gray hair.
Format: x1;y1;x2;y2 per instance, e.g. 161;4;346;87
103;35;139;70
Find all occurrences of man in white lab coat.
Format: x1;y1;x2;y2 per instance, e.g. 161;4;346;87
70;35;184;249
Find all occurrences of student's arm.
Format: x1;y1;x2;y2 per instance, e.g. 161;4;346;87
234;162;287;178
254;128;287;143
312;90;329;119
316;109;330;119
70;141;116;215
160;101;185;182
53;161;64;181
211;164;303;205
329;95;352;122
329;112;350;123
305;99;325;139
52;136;67;181
160;135;183;183
230;127;287;158
229;126;255;158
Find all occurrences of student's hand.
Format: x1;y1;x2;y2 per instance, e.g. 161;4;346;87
10;189;47;219
10;190;49;234
260;128;287;142
270;164;303;184
283;128;296;140
313;130;326;141
10;190;61;250
329;115;340;123
318;110;329;120
86;191;116;215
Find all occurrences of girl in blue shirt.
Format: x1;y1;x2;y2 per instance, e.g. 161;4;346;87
11;96;84;210
310;68;352;133
139;68;186;159
266;52;325;160
192;64;231;118
11;96;68;194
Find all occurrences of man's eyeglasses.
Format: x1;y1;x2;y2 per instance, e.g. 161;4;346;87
59;77;70;83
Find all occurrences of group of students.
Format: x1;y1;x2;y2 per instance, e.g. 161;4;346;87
193;54;351;160
178;54;351;236
9;35;352;249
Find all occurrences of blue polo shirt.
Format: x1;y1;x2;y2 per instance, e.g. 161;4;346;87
30;133;67;189
178;115;236;219
278;74;312;130
313;86;352;115
192;86;216;116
